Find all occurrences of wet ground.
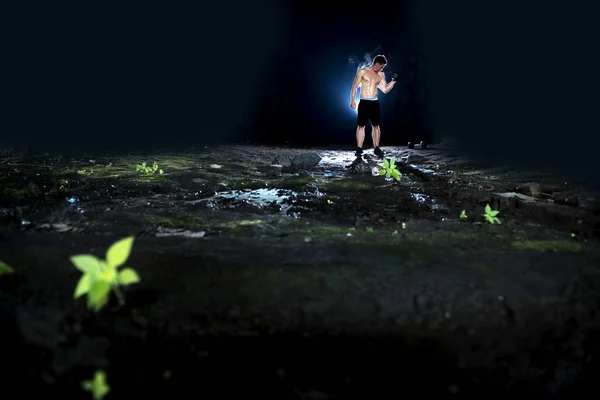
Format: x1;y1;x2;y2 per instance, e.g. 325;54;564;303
2;143;600;399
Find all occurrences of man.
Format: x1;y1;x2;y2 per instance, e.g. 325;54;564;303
349;55;396;157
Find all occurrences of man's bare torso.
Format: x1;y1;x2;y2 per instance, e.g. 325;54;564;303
358;68;383;98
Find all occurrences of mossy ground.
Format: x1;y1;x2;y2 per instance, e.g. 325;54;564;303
1;144;600;398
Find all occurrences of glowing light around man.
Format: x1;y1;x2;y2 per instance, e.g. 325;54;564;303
346;48;380;115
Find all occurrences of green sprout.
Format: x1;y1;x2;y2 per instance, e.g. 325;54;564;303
71;236;141;312
136;161;164;175
0;261;14;276
460;210;467;219
482;204;501;224
378;157;402;181
82;370;110;400
366;227;374;233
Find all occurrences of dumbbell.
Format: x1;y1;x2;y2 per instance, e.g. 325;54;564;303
391;73;398;81
407;141;427;150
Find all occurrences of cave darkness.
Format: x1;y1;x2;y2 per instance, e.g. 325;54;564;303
2;1;600;399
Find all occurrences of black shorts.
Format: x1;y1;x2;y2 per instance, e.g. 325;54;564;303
357;99;381;127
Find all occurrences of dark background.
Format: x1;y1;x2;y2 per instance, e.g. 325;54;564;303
1;1;599;184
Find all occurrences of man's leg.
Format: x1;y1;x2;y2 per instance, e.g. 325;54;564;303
356;125;366;155
355;101;369;156
372;125;381;148
371;101;384;157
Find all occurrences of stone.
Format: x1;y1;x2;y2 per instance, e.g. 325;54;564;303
273;155;292;167
516;182;541;197
291;153;322;168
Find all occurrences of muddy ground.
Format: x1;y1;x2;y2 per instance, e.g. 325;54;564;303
1;143;600;399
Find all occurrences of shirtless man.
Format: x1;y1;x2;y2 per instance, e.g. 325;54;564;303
349;55;396;157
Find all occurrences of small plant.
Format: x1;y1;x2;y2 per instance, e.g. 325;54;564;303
460;210;467;219
482;204;501;224
378;157;402;181
136;161;164;175
0;261;14;276
366;227;374;233
72;236;141;312
82;370;110;400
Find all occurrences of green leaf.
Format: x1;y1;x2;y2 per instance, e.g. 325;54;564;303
83;370;110;400
118;268;141;285
70;255;101;273
391;170;401;180
88;281;111;311
386;170;391;178
490;210;499;216
105;236;135;268
0;261;14;276
382;158;389;169
74;274;91;298
389;157;396;169
378;169;386;176
485;204;491;214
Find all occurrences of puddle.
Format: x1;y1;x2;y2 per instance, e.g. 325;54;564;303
214;188;295;213
409;164;438;175
156;228;206;238
411;193;448;212
322;170;346;177
319;153;356;167
411;193;430;203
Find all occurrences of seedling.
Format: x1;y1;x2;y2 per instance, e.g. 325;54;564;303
136;161;164;175
378;157;402;181
71;236;141;312
0;261;14;276
82;370;110;400
482;204;501;224
460;210;467;219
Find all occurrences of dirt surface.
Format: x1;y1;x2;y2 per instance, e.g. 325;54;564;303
2;144;600;399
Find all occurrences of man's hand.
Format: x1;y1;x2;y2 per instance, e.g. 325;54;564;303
350;100;357;110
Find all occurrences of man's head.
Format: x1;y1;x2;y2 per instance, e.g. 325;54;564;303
372;55;387;72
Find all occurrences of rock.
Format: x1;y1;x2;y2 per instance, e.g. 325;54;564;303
16;305;65;348
291;153;322;168
493;192;537;204
52;336;111;375
516;182;541;197
273;155;292;167
405;154;427;163
554;192;580;207
27;181;43;197
348;158;371;174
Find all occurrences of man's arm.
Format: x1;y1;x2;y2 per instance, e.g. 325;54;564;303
378;72;396;94
350;69;365;103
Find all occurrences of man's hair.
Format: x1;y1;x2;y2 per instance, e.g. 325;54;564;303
373;55;387;65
